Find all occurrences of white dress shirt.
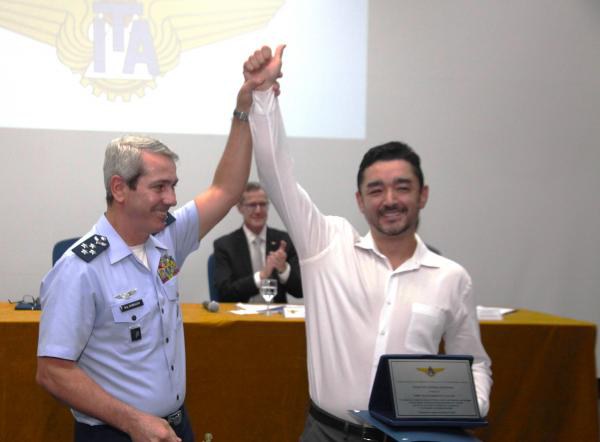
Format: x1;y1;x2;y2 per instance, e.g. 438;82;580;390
250;89;492;421
242;224;291;296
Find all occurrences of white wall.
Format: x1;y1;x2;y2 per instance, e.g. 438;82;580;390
1;1;599;368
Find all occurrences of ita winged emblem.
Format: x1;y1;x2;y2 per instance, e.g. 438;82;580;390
417;366;445;377
0;0;283;100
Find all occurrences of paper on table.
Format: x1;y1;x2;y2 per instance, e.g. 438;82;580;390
476;305;516;321
235;303;270;312
230;309;259;315
230;303;285;315
283;305;305;319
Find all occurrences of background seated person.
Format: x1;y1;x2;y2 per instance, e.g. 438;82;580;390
213;182;303;303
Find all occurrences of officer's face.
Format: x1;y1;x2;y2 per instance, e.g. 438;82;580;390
124;151;178;237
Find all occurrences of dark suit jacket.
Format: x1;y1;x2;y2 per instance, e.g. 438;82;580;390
213;226;303;303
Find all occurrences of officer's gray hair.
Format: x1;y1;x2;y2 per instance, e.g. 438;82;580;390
104;135;179;205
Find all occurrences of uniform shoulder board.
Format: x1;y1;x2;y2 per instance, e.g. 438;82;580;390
73;235;110;263
153;213;177;236
165;212;176;226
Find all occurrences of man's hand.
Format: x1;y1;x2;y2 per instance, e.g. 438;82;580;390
236;72;267;114
243;45;286;93
36;357;182;442
127;412;181;442
260;240;288;278
269;240;288;273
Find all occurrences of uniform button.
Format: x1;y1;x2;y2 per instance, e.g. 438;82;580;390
171;365;174;371
162;308;165;314
131;315;137;321
166;337;169;344
177;394;180;401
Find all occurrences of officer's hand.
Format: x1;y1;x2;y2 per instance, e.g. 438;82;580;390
243;45;286;92
129;413;181;442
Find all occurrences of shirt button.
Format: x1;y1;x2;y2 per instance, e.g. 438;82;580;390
162;308;165;314
171;365;174;371
380;330;386;335
177;394;180;401
166;337;169;344
131;315;137;321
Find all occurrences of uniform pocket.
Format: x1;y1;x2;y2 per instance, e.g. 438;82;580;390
162;276;179;302
111;294;152;323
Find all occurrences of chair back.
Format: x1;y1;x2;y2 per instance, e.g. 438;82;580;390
207;253;219;301
52;237;79;266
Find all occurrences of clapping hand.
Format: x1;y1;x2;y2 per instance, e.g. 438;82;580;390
261;240;288;278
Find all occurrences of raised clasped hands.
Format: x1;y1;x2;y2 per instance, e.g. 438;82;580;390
236;44;285;113
128;412;181;442
244;44;286;94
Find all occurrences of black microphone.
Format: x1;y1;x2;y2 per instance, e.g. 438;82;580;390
202;300;219;312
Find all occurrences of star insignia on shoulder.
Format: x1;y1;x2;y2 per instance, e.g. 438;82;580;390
73;235;109;263
152;212;176;236
165;212;176;227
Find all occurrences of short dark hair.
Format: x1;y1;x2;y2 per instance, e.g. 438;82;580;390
357;141;424;191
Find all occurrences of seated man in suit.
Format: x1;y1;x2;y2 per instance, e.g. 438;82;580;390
213;182;303;303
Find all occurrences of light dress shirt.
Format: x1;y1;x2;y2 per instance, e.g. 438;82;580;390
242;224;291;295
37;201;200;425
250;89;492;421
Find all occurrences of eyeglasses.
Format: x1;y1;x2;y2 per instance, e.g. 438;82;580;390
242;202;269;210
9;295;41;310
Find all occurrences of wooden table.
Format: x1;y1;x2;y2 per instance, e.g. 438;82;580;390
0;303;597;441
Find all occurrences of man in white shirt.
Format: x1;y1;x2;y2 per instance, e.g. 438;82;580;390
244;46;492;441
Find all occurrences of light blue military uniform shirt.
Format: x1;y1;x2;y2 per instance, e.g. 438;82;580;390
37;201;200;425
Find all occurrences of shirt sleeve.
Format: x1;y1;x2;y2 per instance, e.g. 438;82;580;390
443;274;493;417
169;200;201;266
250;89;332;261
37;258;97;361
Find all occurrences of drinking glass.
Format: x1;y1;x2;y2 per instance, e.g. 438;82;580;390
260;278;277;316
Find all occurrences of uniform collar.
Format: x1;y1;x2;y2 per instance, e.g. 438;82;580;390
355;231;442;271
95;215;168;264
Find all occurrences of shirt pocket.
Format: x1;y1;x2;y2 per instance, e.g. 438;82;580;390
405;302;447;354
110;293;152;324
162;276;179;308
160;277;183;328
161;276;180;302
109;293;154;349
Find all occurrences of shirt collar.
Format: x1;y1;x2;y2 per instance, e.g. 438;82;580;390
242;224;267;243
95;214;168;264
355;231;442;271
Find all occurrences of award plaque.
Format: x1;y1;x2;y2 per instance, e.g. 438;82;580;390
368;355;487;428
